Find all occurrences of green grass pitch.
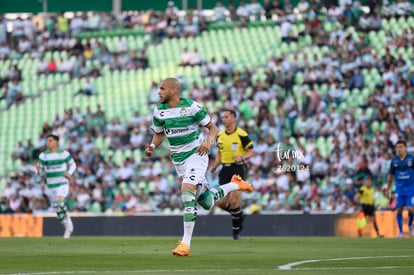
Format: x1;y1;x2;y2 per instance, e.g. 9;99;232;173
0;237;413;275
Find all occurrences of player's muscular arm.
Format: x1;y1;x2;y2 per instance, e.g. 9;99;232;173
210;152;222;173
233;147;254;162
385;174;394;198
196;122;218;156
243;148;255;160
145;132;165;156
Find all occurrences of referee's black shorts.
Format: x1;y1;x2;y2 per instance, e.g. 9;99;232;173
361;204;376;217
218;163;248;185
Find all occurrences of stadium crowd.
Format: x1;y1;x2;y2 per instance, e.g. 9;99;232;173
1;0;414;215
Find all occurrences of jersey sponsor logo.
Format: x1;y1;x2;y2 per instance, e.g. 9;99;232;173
165;127;190;135
160;111;165;117
46;165;62;171
397;174;410;180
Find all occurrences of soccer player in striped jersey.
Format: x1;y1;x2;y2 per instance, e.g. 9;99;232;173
37;134;76;239
145;78;253;256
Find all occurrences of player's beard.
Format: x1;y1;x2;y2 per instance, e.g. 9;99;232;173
160;95;169;104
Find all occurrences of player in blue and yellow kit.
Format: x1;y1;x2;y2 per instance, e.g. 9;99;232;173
386;140;414;238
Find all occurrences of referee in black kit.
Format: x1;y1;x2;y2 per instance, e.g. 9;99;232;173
210;109;254;240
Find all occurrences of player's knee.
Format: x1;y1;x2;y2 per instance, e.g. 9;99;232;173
197;190;214;210
52;200;65;209
216;199;228;210
181;189;196;205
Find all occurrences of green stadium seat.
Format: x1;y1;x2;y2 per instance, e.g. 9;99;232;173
88;202;102;213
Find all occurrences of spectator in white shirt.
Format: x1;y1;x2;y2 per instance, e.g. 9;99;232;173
59;57;75;74
207;58;222;76
297;0;310;14
280;19;292;42
179;47;193;67
190;48;204;66
0;40;10;59
182;16;198;37
70;15;84;34
37;58;49;75
166;1;179;18
339;0;352;9
2;181;17;200
75;186;91;212
248;0;263;19
148;81;160;104
214;1;228;21
275;169;290;192
296;113;312;137
327;4;343;22
73;78;96;97
87;12;101;30
12;17;25;45
251;172;265;191
358;13;370;31
130;128;144;150
116;164;134;184
153;174;170;194
0;17;7;42
221;57;233;77
237;1;250;19
23;17;35;40
18;36;32;53
115;36;128;53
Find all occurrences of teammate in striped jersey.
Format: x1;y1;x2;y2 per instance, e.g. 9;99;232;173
145;78;253;256
37;134;76;239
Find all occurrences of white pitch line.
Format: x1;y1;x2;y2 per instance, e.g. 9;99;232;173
4;256;414;275
1;269;266;275
292;266;414;270
277;255;413;270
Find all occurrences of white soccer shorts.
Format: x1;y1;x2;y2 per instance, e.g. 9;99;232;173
174;153;209;189
46;184;69;203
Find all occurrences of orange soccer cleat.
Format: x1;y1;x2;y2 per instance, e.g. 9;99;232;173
172;241;190;256
231;174;253;192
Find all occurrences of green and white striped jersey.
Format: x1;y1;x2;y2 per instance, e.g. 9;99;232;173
152;98;211;164
38;149;76;187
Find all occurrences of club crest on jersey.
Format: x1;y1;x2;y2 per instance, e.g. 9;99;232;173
408;159;412;167
180;107;187;116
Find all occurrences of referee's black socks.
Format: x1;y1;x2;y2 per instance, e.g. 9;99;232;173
230;207;244;234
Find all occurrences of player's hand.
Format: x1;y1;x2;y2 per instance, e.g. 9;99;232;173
209;166;216;173
384;186;390;199
63;173;73;182
145;144;154;157
196;141;210;156
233;155;244;162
